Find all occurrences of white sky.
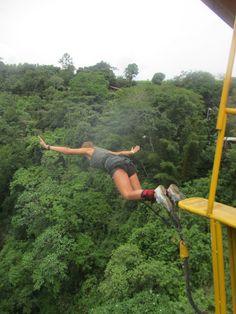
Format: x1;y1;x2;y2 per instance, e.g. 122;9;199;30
0;0;235;80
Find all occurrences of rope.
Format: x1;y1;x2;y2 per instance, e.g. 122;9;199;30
142;201;205;314
183;258;206;314
141;200;171;226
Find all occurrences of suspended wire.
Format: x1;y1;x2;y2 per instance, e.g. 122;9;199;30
142;201;205;314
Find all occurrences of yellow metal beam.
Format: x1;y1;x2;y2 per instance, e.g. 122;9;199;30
208;17;236;215
210;220;226;314
226;108;236;115
207;115;227;215
207;18;236;314
216;17;236;130
228;227;236;313
179;14;236;314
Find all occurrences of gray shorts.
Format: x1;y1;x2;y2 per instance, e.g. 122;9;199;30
104;155;137;177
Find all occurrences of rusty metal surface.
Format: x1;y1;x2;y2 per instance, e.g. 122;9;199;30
201;0;236;27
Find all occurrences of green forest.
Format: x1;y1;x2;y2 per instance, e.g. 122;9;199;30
0;53;236;314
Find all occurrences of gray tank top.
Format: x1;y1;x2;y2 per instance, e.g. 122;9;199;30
89;147;112;170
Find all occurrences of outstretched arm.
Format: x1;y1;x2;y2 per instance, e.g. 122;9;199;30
111;145;140;156
38;136;91;155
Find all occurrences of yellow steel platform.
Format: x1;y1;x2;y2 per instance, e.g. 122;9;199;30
177;14;236;314
179;198;236;228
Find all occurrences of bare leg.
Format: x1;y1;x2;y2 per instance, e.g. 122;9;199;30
129;173;142;190
112;169;143;200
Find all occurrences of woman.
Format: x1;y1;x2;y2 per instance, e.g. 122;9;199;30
38;136;183;211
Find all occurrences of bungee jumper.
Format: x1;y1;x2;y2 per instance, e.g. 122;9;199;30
38;136;207;312
38;136;184;210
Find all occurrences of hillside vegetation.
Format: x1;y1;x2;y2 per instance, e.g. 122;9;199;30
0;56;236;313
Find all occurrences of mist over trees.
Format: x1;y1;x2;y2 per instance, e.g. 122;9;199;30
0;54;235;313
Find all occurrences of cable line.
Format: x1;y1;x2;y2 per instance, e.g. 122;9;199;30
142;201;205;314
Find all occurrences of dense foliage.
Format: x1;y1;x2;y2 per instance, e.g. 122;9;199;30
0;57;236;313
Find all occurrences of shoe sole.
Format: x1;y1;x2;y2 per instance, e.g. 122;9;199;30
167;184;185;203
155;185;173;212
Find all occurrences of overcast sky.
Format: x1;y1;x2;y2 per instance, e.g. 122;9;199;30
0;0;235;80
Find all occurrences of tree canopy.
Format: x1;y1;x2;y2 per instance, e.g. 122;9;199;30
152;72;165;85
124;63;139;84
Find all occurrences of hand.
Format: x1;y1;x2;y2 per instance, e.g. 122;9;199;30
131;145;140;154
38;136;48;149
